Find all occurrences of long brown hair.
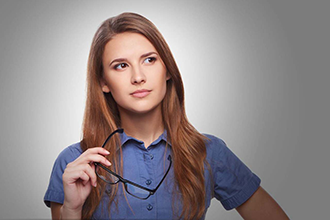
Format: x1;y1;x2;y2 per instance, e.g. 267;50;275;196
81;12;207;219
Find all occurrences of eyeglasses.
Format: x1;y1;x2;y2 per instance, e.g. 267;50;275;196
94;128;172;200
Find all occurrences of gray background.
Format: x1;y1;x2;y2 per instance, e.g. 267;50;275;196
0;0;329;219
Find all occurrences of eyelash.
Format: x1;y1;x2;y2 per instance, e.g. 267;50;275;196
114;63;128;70
113;57;157;70
144;57;157;64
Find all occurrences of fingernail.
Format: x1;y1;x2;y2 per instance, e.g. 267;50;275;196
94;182;97;187
106;160;111;166
105;150;110;155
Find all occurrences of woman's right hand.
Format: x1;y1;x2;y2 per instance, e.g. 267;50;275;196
61;147;111;215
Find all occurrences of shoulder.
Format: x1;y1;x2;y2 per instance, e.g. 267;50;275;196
202;133;229;161
53;142;83;170
202;133;248;172
59;142;83;158
203;133;226;148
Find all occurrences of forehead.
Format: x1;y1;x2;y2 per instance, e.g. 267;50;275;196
103;32;156;59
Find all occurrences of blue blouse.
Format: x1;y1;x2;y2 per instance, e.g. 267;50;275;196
44;131;261;219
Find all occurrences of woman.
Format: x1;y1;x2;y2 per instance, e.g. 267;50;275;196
44;12;289;219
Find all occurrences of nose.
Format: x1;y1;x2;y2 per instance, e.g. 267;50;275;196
131;66;146;84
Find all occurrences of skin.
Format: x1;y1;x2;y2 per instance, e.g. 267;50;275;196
50;32;289;219
236;186;289;219
100;32;170;147
52;148;112;219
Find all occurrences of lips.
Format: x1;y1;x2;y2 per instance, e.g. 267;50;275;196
130;89;151;98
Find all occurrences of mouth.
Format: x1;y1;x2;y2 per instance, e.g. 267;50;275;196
130;89;152;98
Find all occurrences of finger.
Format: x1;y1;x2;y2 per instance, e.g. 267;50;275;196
79;154;112;167
90;163;98;187
72;148;111;165
83;163;98;187
63;166;90;186
79;171;90;186
75;163;97;187
85;147;110;156
64;163;97;186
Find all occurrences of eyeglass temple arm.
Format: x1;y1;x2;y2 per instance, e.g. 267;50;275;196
96;162;126;182
112;155;172;193
101;128;124;148
94;128;124;174
113;155;172;193
97;162;153;192
150;155;172;194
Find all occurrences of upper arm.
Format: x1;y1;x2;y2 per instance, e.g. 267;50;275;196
207;135;261;210
50;202;62;220
236;186;289;220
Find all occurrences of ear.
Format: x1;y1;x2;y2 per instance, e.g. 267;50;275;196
100;77;111;93
166;72;171;81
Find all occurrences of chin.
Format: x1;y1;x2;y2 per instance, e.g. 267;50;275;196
131;107;158;115
125;103;162;115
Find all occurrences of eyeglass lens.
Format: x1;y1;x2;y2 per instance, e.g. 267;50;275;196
125;183;150;199
95;166;119;184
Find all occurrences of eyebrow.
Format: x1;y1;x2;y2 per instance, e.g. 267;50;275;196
109;51;158;67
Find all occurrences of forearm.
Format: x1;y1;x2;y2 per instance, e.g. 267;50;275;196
60;204;82;220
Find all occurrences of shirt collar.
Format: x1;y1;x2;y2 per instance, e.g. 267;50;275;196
119;129;171;147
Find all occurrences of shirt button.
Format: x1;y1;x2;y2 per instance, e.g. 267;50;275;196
146;179;152;185
146;204;153;211
150;154;154;160
105;188;111;195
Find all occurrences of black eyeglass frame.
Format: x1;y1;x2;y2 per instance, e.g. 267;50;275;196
94;128;172;200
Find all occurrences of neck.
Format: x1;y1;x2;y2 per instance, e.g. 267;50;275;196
118;105;164;148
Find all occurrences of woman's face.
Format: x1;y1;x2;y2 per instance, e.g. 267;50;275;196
101;32;169;115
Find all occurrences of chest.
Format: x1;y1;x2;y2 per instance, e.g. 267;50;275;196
92;143;212;219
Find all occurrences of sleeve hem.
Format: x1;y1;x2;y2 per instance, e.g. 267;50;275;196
220;173;261;210
44;189;64;208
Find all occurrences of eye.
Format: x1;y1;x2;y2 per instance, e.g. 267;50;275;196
144;57;157;64
114;63;128;70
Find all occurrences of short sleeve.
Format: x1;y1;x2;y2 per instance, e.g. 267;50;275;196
205;135;261;210
43;142;82;207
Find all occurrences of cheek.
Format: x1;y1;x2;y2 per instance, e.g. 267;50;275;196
106;83;126;105
157;74;168;99
109;84;126;107
107;77;124;95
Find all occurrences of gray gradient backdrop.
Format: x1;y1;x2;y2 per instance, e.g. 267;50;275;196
0;0;329;219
